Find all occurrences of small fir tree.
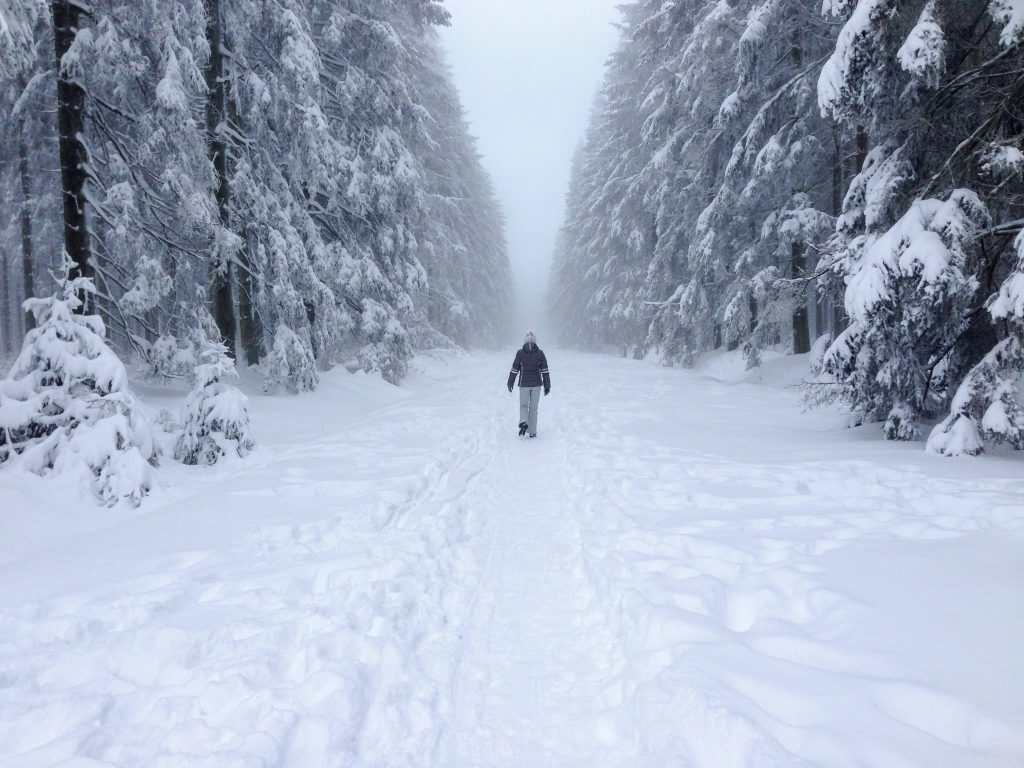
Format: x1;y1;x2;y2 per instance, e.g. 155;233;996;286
262;324;318;394
0;257;157;505
174;310;254;465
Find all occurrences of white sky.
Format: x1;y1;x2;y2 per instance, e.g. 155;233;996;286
438;0;622;343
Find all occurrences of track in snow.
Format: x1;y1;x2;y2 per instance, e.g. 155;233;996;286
446;402;636;767
1;350;1022;768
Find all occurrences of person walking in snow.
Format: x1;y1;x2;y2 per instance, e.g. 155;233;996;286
507;330;551;438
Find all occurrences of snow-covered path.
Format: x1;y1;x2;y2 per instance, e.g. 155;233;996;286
2;350;1023;767
447;400;634;767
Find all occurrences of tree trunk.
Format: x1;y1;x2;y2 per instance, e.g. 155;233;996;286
831;129;843;219
814;285;825;341
855;125;868;174
830;129;847;340
52;0;93;298
792;241;810;354
237;259;260;364
205;0;236;355
1;250;10;357
18;130;35;331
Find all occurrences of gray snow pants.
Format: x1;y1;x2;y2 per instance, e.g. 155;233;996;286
519;386;542;435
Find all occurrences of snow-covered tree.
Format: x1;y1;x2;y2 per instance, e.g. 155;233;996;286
814;1;1024;444
262;324;318;394
928;229;1024;455
0;260;157;505
175;309;254;465
0;0;44;78
821;189;989;439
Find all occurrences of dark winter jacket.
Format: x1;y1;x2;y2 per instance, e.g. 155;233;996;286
508;343;550;391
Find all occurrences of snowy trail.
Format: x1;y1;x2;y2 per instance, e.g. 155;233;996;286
447;403;635;767
1;350;1023;767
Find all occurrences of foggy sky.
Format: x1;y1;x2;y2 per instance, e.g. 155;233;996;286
438;0;622;343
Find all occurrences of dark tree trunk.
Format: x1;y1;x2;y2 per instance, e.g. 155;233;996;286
792;241;810;354
814;287;825;340
52;0;93;300
1;250;10;356
18;130;36;332
205;0;236;355
855;125;868;174
238;262;260;364
831;129;843;219
830;129;846;340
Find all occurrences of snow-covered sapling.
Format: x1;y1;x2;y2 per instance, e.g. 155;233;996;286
262;324;318;394
174;312;254;465
0;260;158;506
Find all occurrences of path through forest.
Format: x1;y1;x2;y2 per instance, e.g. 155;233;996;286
1;351;1023;767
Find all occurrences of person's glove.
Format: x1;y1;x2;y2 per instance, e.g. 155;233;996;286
544;386;550;396
507;383;514;393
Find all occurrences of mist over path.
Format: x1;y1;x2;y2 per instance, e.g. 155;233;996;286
438;1;622;334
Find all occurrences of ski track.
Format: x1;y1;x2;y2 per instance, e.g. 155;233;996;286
1;350;1023;767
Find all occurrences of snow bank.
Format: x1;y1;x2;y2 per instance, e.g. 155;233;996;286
0;355;495;767
558;352;1024;766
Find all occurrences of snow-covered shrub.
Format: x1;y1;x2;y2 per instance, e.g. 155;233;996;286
262;324;318;393
821;189;989;439
357;299;413;384
928;230;1024;456
174;312;254;465
0;265;158;506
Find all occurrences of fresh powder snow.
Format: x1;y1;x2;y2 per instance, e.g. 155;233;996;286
1;350;1022;767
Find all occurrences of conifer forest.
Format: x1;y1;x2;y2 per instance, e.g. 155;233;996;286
552;0;1024;455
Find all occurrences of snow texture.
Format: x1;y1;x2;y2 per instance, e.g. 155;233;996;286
1;350;1022;767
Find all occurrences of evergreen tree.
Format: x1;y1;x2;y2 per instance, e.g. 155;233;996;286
0;257;158;505
175;309;254;464
815;1;1024;443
